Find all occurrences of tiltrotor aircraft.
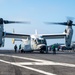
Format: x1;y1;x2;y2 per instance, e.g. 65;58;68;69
13;18;75;53
0;18;74;53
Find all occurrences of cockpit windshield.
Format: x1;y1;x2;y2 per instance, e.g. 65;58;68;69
36;38;46;45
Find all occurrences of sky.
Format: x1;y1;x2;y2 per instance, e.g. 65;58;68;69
0;0;75;49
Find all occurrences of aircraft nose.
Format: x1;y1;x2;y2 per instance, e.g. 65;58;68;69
40;45;46;50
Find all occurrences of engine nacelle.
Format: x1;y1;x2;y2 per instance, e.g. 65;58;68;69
65;26;73;48
0;23;4;47
0;35;5;47
0;30;5;47
1;38;5;47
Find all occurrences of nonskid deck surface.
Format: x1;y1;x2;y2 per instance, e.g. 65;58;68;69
0;50;75;75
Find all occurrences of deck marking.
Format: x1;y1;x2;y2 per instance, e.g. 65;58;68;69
0;54;75;75
0;54;75;67
0;59;56;75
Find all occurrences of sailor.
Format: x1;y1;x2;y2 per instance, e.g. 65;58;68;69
19;44;21;50
14;44;17;53
52;45;56;54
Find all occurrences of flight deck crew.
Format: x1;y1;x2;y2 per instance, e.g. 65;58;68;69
52;45;56;54
19;44;21;52
14;44;17;53
19;44;21;50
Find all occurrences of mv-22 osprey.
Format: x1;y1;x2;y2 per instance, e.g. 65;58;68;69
0;18;74;53
13;19;75;53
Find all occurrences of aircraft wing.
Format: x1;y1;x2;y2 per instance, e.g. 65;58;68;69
3;32;30;39
41;33;66;39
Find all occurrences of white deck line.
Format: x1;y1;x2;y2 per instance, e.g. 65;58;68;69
0;59;56;75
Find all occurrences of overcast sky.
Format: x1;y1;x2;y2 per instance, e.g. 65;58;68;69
0;0;75;49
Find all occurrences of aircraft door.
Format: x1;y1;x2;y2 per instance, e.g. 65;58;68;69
31;38;37;49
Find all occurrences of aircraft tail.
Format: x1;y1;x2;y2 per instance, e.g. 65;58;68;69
35;29;38;35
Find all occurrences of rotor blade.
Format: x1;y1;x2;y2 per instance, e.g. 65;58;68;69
72;24;75;26
3;20;30;24
45;22;67;25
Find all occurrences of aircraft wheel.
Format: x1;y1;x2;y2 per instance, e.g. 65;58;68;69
29;50;33;53
40;50;44;53
21;49;24;53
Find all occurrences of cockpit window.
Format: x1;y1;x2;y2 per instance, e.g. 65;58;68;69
36;38;46;45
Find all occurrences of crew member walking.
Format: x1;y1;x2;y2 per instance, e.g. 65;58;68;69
52;45;56;54
14;44;17;53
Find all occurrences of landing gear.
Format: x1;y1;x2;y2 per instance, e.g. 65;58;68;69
21;49;24;53
19;49;33;53
40;50;44;53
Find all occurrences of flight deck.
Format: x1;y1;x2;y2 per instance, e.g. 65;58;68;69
0;50;75;75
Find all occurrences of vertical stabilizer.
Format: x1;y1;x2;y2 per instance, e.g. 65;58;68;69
35;29;38;35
